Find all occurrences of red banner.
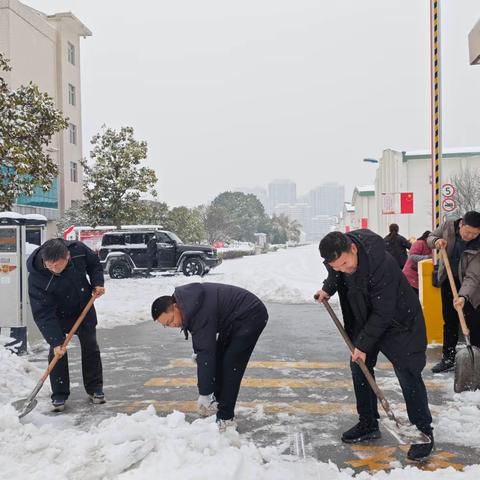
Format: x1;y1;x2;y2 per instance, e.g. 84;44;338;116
361;218;368;229
400;192;414;214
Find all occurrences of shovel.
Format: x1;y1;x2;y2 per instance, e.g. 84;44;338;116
12;294;97;418
439;247;480;392
317;296;430;444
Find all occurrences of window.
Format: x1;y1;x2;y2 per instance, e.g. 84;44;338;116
69;123;77;145
68;84;76;106
70;161;78;182
0;229;17;253
16;179;58;209
157;232;172;243
67;41;75;65
125;233;146;245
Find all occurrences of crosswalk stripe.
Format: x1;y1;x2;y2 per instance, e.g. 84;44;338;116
121;400;445;415
166;359;435;371
144;376;445;390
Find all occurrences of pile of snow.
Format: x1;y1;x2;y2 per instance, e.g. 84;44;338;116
96;244;327;329
1;345;480;479
217;241;256;253
435;389;480;448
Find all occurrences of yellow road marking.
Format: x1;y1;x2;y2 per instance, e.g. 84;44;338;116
346;445;398;471
145;376;444;390
167;359;390;370
166;359;436;371
399;446;464;471
121;400;357;415
347;446;464;472
121;400;445;416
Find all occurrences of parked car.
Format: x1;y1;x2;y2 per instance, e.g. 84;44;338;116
98;229;221;279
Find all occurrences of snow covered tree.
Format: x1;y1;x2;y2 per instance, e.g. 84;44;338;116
265;214;302;244
0;53;68;211
207;191;268;242
449;166;480;214
135;200;170;226
81;126;158;228
55;201;94;235
165;206;206;243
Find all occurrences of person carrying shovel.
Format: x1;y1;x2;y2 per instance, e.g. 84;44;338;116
427;211;480;373
315;230;433;461
27;238;106;412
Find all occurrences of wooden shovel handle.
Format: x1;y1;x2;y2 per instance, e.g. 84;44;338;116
41;294;97;382
439;247;470;338
321;299;395;421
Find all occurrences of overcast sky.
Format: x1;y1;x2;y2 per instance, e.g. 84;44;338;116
26;0;480;207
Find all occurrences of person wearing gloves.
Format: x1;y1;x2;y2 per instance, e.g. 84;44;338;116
27;238;106;412
427;211;480;373
315;230;433;462
151;282;268;432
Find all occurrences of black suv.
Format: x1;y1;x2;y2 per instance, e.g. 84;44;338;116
98;229;221;279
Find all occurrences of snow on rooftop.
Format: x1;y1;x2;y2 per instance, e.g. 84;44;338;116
0;212;24;219
405;147;480;156
355;185;375;193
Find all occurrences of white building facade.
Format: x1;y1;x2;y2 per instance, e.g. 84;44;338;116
0;0;91;231
340;148;480;238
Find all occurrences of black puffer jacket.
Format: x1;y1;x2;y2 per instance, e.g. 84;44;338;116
384;233;411;269
174;283;267;395
27;240;104;348
322;229;426;362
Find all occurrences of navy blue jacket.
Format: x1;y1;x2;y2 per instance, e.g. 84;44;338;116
322;229;427;363
174;283;267;395
27;240;104;348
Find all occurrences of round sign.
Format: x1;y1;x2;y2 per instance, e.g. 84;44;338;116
442;198;456;212
442;183;456;198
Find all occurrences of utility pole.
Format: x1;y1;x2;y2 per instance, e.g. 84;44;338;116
430;0;442;229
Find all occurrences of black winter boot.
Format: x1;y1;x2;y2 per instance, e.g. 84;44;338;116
341;418;381;444
407;432;434;461
431;358;455;373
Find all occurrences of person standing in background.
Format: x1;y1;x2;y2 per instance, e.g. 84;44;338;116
403;231;432;295
384;223;411;269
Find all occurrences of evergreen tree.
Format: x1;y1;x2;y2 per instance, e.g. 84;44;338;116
0;53;68;211
208;191;268;242
55;201;93;235
81;126;157;228
134;200;170;227
166;206;206;243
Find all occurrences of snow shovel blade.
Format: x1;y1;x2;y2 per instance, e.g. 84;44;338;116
381;417;431;445
12;397;38;419
454;345;480;393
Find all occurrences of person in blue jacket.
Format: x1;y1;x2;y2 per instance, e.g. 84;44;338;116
27;238;106;412
151;283;268;432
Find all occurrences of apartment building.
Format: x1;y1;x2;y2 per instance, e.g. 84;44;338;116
0;0;91;232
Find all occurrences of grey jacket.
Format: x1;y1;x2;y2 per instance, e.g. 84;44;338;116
458;250;480;309
427;219;459;286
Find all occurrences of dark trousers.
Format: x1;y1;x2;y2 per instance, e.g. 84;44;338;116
214;305;268;420
48;327;103;401
441;280;480;360
350;351;432;434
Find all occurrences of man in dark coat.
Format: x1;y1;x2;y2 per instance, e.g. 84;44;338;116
151;282;268;432
315;230;433;461
146;234;158;272
27;238;106;412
